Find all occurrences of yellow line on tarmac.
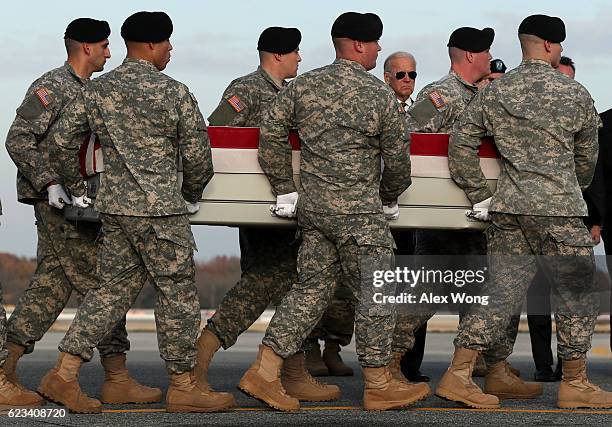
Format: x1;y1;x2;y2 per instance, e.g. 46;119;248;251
101;406;612;415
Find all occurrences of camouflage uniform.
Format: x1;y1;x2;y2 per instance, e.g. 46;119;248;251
449;59;601;362
206;67;299;348
392;72;520;364
259;59;411;366
207;67;354;349
49;58;212;374
4;63;129;356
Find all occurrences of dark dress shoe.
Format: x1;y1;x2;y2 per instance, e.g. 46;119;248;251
406;371;430;382
533;367;559;382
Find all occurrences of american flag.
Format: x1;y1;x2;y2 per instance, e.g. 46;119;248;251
429;91;445;109
228;95;245;112
35;87;51;107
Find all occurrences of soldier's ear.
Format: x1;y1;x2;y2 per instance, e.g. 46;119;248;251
273;53;283;62
354;40;365;54
82;42;91;56
383;72;391;85
543;40;553;54
466;51;474;64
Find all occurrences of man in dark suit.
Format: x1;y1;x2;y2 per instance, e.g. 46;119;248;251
597;108;612;352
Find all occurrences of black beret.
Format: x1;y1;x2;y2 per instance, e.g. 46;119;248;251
447;27;495;52
331;12;383;42
257;27;301;54
518;14;565;43
65;18;110;43
121;11;173;43
490;58;507;73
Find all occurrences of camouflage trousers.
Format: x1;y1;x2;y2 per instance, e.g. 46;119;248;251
207;227;299;349
392;229;520;365
59;213;200;374
0;282;7;365
455;214;599;361
207;227;353;350
306;280;356;347
7;202;129;356
263;210;396;367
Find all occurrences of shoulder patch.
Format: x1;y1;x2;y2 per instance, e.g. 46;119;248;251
34;87;52;108
428;91;445;109
227;95;245;113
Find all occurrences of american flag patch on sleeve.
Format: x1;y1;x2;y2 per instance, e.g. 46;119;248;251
227;95;246;113
428;91;445;109
35;87;52;108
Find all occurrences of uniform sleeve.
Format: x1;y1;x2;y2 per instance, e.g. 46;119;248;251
207;82;255;126
408;87;449;132
448;90;493;204
258;82;296;196
48;92;91;197
574;98;601;190
5;84;62;192
178;89;213;203
380;95;411;205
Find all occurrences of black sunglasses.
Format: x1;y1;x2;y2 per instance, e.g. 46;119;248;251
395;70;417;80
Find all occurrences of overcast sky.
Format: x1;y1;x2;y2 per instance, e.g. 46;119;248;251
1;0;611;260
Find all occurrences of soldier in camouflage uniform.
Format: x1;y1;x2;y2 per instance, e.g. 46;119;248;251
37;12;234;414
196;26;340;401
4;18;160;407
0;201;45;407
438;14;612;409
391;28;526;393
238;12;431;412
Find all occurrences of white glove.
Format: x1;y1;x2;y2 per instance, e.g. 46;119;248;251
466;196;492;222
383;202;400;221
47;184;71;209
186;201;200;214
270;192;298;218
71;194;91;208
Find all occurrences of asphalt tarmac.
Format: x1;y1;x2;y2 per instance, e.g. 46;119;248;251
1;331;611;426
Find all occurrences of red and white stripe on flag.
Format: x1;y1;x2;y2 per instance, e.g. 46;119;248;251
78;133;104;177
35;87;52;108
208;127;501;179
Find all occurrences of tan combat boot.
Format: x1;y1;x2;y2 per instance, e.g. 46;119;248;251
38;352;101;413
193;328;222;387
0;368;45;409
472;354;488;377
3;342;26;388
435;348;500;409
473;356;521;378
484;360;542;399
281;352;341;401
363;366;431;411
388;352;408;382
305;340;329;376
508;363;521;378
166;371;235;413
238;345;299;411
100;354;162;404
322;340;354;376
557;356;612;409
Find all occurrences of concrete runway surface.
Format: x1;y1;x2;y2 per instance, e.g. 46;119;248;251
1;331;610;426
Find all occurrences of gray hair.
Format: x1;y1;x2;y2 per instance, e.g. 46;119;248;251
383;51;416;72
